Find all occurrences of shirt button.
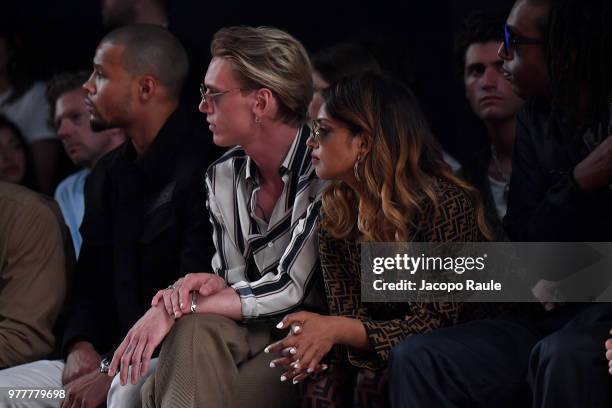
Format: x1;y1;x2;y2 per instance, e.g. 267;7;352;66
267;242;274;248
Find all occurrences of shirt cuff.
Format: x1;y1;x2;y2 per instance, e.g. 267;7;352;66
231;282;259;320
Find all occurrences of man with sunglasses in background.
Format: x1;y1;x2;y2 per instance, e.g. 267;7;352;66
390;1;612;407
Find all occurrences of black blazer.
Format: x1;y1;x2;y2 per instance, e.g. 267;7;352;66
62;109;217;356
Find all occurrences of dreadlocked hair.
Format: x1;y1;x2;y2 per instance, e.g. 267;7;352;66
539;0;612;143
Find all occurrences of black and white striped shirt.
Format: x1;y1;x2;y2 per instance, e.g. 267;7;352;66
205;125;328;319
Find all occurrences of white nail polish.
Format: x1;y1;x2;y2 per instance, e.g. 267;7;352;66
321;364;328;370
293;325;301;334
264;346;271;354
269;361;276;368
280;375;287;382
276;321;284;329
292;378;299;384
180;303;184;309
290;347;297;355
307;368;313;373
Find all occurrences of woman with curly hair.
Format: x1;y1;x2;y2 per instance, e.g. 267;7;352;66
266;71;491;406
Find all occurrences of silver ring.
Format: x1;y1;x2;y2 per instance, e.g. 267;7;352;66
167;285;176;290
190;292;198;313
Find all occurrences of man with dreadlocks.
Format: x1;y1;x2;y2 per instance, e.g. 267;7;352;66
502;0;612;241
389;1;612;407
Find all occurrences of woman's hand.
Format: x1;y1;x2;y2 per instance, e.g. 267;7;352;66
267;321;329;384
265;312;338;378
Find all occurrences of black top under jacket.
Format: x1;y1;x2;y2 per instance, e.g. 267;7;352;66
62;108;217;356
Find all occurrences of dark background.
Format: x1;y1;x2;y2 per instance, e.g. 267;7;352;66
2;0;515;164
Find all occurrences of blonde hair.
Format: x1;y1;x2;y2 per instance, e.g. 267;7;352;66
320;72;490;242
211;26;313;126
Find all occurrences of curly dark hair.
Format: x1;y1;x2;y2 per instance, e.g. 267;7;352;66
454;11;505;70
524;0;612;143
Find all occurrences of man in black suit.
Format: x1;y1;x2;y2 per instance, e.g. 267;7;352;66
0;24;217;408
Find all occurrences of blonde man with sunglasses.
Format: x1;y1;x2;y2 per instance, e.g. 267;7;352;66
110;26;328;407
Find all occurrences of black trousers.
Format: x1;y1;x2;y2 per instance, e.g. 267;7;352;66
389;303;612;408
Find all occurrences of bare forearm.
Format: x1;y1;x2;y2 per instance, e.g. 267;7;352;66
195;287;243;320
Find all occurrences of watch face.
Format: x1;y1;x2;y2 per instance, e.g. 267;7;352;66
100;358;111;373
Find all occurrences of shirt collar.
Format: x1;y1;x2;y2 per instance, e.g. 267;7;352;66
244;124;311;185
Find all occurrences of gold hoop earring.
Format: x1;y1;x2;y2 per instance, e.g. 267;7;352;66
354;156;362;182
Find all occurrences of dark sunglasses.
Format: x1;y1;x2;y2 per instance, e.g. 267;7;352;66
502;23;544;56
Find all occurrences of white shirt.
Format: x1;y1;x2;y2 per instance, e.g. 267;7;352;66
488;176;509;220
0;81;56;143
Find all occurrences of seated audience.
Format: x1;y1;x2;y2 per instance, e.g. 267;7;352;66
48;71;125;256
308;41;461;175
112;26;327;408
454;11;524;240
308;42;381;120
265;71;492;407
101;0;169;29
0;181;72;368
0;115;37;189
0;27;60;195
391;1;612;407
0;24;216;408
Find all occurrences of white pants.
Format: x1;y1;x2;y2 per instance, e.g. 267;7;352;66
0;359;158;408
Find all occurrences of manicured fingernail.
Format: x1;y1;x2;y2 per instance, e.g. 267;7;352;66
307;368;314;373
180;303;184;309
293;378;300;384
276;321;284;329
291;362;300;369
289;347;297;355
321;364;328;370
264;346;271;354
269;361;276;368
280;375;287;382
293;325;301;334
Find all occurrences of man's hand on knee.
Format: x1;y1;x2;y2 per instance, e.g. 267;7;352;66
62;341;102;385
62;370;113;408
109;304;174;386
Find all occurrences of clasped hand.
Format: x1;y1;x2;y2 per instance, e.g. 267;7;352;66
265;311;337;384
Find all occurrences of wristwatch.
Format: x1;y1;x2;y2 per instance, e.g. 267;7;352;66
100;357;111;374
